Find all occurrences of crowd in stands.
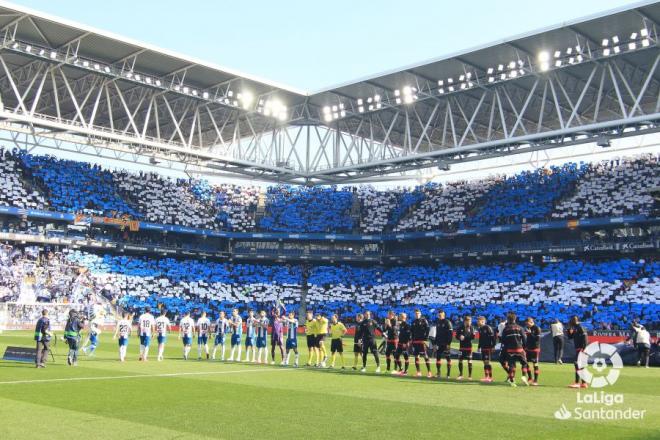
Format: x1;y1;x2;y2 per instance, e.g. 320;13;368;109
469;163;587;227
552;154;659;219
189;180;258;232
19;152;142;218
114;171;217;229
394;179;496;232
0;150;48;210
2;244;652;330
0;149;656;234
260;185;354;233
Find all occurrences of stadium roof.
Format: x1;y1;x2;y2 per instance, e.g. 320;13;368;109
0;0;658;183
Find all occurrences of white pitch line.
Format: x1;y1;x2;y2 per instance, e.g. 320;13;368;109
0;367;296;385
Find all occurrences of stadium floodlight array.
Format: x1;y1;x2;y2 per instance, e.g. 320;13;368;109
323;103;347;121
357;94;382;113
257;98;288;121
394;85;418;104
601;27;651;56
6;38;257;113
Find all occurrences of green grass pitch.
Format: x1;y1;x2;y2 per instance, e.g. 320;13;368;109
0;331;658;439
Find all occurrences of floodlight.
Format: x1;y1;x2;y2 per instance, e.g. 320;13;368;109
202;92;209;99
333;112;338;118
340;110;346;117
488;76;495;83
83;61;90;67
104;66;110;73
447;77;453;84
576;54;583;62
614;46;620;53
538;51;550;62
155;80;161;86
183;87;189;94
554;50;561;58
402;85;412;95
642;38;650;47
146;77;152;84
497;64;504;71
324;114;332;122
135;74;141;81
566;47;573;55
323;106;331;114
395;98;401;104
374;95;381;102
460;83;466;90
448;86;455;92
555;60;562;67
487;67;494;74
466;72;472;79
640;28;649;37
628;42;636;50
357;98;363;105
499;74;506;80
332;105;338;111
612;35;619;44
368;104;374;111
459;74;465;81
192;90;198;96
376;103;382;109
228;91;233;97
540;62;550;72
438;87;445;94
367;97;372;103
509;70;517;78
437;80;444;86
508;61;516;69
358;106;364;112
93;63;100;70
568;57;575;64
602;38;609;47
394;89;400;96
25;45;31;52
603;48;611;56
630;32;638;40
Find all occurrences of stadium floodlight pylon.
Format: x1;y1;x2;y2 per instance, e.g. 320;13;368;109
0;1;657;184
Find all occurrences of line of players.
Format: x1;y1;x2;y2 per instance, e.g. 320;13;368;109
109;306;590;388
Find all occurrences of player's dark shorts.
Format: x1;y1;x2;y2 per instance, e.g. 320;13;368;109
306;335;317;349
506;350;528;366
244;336;254;347
362;339;377;353
525;349;540;363
353;342;361;353
256;336;267;348
157;334;167;345
182;335;192;346
412;341;428;357
286;338;297;350
118;336;128;347
395;342;409;355
214;334;225;345
140;334;152;347
331;338;343;353
435;344;450;358
480;347;493;362
230;334;241;346
316;334;326;346
271;334;283;346
197;335;208;345
498;348;508;364
385;342;397;356
458;347;473;360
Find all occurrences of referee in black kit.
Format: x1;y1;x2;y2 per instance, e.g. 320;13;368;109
34;309;52;368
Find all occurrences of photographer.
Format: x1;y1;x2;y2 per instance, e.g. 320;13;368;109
63;309;85;366
34;309;51;368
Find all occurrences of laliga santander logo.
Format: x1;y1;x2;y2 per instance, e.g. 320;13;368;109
577;342;623;388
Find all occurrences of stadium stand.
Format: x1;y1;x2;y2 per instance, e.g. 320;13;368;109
0;149;48;210
552;154;660;219
189;180;258;232
260;185;354;233
357;186;401;234
114;171;218;229
19;153;141;218
0;243;642;330
468;163;588;227
394;179;497;232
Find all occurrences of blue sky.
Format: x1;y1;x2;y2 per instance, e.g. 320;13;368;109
14;0;640;91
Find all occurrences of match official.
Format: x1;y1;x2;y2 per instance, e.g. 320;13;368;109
34;309;51;368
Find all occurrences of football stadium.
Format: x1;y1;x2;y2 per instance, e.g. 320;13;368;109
0;0;658;438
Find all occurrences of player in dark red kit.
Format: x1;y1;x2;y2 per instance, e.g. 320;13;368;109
383;317;398;373
524;317;541;386
394;312;411;375
500;312;529;387
455;315;476;380
433;309;453;379
477;316;496;382
411;309;432;378
567;315;589;388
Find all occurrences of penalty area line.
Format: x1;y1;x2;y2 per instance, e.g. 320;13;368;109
0;367;297;385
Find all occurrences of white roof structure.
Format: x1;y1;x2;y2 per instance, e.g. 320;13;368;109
0;0;658;183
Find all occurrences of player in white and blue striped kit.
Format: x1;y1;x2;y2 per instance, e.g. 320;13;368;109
283;311;300;367
256;310;269;364
197;311;211;360
228;308;243;362
244;310;257;362
212;311;229;361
